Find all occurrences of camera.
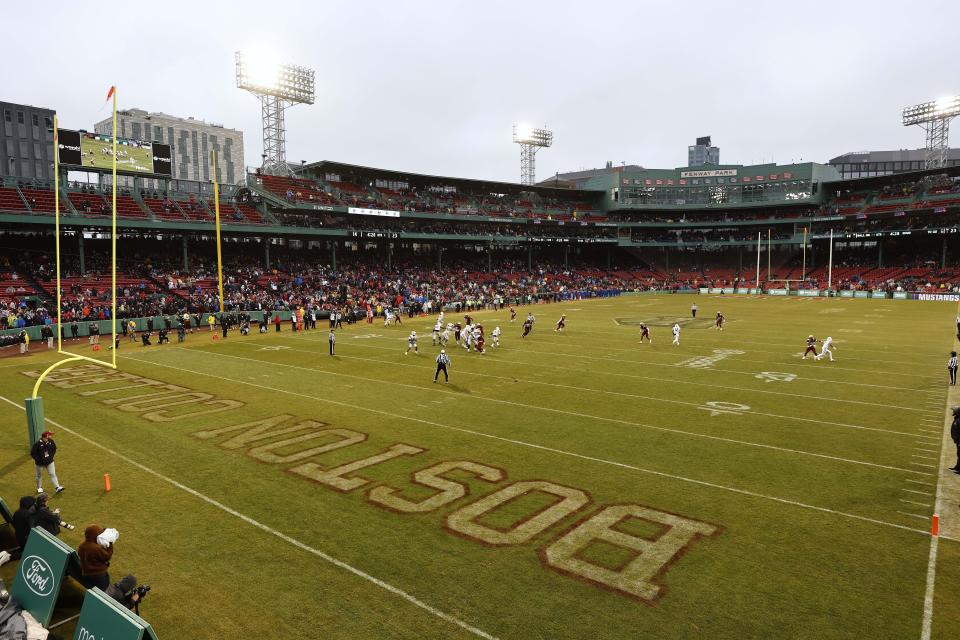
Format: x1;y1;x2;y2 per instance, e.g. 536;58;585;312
132;584;151;600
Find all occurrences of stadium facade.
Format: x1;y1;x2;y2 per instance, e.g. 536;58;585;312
828;148;960;179
0;100;55;181
94;108;244;185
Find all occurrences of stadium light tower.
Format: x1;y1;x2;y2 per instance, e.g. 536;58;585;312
236;50;315;176
513;124;553;186
902;95;960;169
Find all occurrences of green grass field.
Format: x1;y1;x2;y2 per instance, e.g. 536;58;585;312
2;294;960;639
80;135;153;173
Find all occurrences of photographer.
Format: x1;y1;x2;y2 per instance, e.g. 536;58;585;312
32;493;75;537
77;524;116;590
105;575;148;611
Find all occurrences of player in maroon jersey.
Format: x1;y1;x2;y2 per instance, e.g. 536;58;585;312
510;306;517;322
639;323;651;344
802;335;818;359
555;314;566;332
522;318;533;338
715;312;725;331
454;322;462;343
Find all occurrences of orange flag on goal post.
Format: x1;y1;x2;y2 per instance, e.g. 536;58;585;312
106;85;115;101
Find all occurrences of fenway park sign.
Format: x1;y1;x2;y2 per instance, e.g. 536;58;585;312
679;169;737;178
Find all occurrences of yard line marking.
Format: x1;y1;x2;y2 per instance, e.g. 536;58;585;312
902;489;933;496
0;394;499;640
311;330;944;395
898;511;930;521
912;454;938;460
111;354;942;538
915;448;940;454
173;345;933;467
911;463;938;468
226;338;934;440
906;479;936;486
527;328;942;374
281;335;939;413
900;499;932;507
574;325;940;358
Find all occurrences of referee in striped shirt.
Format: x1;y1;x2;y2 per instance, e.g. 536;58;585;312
949;351;958;386
435;349;451;384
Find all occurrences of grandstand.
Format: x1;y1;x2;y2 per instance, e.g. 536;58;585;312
2;155;960;307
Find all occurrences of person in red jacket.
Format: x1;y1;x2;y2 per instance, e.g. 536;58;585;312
77;524;115;590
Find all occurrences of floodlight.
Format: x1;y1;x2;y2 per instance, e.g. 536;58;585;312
902;94;960;169
512;124;554;185
236;50;315;175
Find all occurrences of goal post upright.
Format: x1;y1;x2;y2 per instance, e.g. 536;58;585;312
27;86;121;448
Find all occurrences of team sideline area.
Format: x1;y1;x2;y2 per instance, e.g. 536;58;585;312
1;294;958;638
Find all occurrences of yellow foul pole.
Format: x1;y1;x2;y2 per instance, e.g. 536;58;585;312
213;150;224;314
54;116;62;353
111;86;118;366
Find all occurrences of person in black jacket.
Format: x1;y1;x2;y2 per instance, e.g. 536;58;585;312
31;431;63;494
12;496;36;557
33;493;74;536
41;324;54;349
951;406;960;473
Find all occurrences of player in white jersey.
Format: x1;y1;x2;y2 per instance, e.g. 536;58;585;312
463;324;473;350
814;336;834;361
432;319;442;345
491;326;501;347
473;325;483;350
405;331;419;355
441;324;452;346
384;308;394;327
672;323;681;346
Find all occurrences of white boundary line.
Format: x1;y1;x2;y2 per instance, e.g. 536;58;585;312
920;383;953;640
0;394;499;640
109;352;942;537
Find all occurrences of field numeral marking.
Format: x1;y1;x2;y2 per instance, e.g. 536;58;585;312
698;401;751;417
755;371;796;383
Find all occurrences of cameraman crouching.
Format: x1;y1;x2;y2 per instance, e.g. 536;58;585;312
106;575;149;611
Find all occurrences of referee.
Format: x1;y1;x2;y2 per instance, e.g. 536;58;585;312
948;350;958;386
328;329;336;356
434;349;450;383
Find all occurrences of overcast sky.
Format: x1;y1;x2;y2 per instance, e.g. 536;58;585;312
4;0;959;182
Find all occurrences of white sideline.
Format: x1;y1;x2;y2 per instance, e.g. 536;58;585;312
919;382;953;640
113;352;943;537
0;394;499;640
178;342;930;468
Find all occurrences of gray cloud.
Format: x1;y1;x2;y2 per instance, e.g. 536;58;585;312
4;0;958;182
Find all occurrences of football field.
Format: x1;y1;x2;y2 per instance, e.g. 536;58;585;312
2;294;959;639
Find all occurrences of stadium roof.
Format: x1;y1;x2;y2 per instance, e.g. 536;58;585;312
301;160;602;197
536;164;645;187
828;148;960;164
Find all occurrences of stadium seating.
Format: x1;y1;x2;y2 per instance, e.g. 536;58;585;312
0;187;28;213
19;188;59;214
143;198;189;222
